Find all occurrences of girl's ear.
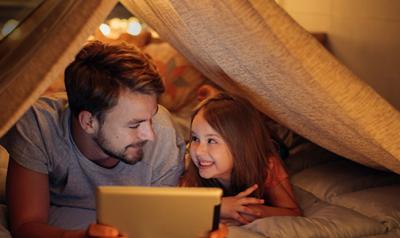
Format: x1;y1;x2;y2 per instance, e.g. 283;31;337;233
78;111;99;134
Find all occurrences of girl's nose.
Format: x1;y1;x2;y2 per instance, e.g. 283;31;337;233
194;142;207;156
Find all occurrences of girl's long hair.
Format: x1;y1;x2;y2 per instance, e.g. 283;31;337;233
183;92;277;198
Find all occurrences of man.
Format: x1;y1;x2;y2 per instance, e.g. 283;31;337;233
1;41;186;237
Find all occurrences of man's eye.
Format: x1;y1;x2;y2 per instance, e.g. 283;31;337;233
129;124;140;129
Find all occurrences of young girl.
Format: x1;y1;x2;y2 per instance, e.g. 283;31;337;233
181;92;301;226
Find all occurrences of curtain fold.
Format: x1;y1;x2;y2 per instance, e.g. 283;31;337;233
121;0;400;173
0;0;117;137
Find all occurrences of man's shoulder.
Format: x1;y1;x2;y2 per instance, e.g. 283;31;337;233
0;93;71;174
153;104;174;130
34;92;68;113
4;92;69;144
19;93;68;123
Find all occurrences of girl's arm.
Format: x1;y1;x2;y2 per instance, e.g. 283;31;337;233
265;178;302;215
243;178;302;220
220;184;265;224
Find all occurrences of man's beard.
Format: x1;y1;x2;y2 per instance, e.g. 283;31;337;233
94;129;147;165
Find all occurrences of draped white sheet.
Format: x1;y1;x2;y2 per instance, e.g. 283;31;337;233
0;0;117;137
0;0;399;174
120;0;400;173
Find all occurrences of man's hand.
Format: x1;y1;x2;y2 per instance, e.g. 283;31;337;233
86;224;127;238
209;224;228;238
86;223;226;238
220;184;264;225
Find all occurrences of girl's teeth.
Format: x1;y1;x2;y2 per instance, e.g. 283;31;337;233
199;161;213;166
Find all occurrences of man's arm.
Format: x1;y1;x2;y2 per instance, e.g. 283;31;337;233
6;159;86;238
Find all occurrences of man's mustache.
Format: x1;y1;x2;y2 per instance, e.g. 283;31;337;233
126;140;147;149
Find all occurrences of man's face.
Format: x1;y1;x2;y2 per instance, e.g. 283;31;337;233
93;91;158;165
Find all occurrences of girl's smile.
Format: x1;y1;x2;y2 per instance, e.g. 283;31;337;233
190;109;234;184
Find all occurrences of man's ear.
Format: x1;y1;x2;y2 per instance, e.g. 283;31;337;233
78;111;99;134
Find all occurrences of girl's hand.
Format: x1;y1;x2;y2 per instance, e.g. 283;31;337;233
220;184;264;225
86;224;127;238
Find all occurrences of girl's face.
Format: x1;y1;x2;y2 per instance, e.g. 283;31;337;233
190;110;234;186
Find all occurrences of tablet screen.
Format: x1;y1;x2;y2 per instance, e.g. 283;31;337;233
96;186;222;238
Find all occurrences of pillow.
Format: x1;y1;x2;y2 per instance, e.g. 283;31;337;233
291;159;400;201
144;42;206;113
144;42;209;140
330;185;400;230
226;226;265;238
242;200;386;238
291;159;400;200
292;185;319;213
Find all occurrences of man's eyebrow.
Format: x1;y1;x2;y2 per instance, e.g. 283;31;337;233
127;105;159;125
127;118;145;124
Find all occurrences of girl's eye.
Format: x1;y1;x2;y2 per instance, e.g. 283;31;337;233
208;138;216;144
191;135;199;142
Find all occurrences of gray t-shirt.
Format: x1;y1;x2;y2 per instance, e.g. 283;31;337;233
1;94;185;229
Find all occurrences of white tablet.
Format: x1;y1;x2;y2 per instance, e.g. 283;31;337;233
96;186;222;238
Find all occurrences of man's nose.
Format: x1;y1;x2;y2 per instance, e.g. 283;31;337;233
139;122;155;142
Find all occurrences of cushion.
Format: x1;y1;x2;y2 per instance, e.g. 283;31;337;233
242;200;386;238
227;226;265;238
292;185;319;213
331;185;400;230
291;159;400;201
227;186;388;238
144;42;208;139
144;42;206;113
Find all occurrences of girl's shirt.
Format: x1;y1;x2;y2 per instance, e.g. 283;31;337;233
264;156;289;190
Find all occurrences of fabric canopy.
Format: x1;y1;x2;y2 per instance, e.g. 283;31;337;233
0;0;399;174
0;0;117;138
120;0;400;173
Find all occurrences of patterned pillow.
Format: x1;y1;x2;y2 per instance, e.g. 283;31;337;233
144;42;206;113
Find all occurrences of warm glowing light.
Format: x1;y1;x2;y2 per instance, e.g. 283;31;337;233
99;23;111;36
1;19;19;36
97;17;145;39
149;29;160;39
127;21;142;36
109;18;128;31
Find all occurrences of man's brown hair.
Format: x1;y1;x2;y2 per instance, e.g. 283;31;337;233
64;40;164;121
